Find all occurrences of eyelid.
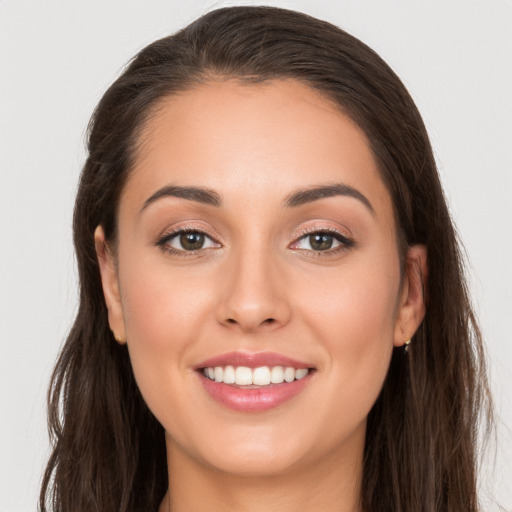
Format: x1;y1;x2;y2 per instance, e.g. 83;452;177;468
154;221;354;256
289;222;352;242
155;223;223;253
289;223;355;253
168;231;218;250
156;222;222;242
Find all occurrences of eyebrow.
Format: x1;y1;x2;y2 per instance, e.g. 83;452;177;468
284;183;374;214
141;185;222;212
140;182;374;215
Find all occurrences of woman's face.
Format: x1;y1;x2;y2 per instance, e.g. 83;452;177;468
97;79;424;478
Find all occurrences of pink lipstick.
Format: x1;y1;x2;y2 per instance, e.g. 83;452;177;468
196;351;314;412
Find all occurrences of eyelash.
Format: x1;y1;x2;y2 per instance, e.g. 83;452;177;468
156;227;220;257
289;226;355;258
156;226;354;258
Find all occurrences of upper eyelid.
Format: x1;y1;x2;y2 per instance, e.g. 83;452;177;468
290;224;352;241
157;233;220;253
156;229;221;256
291;231;352;248
157;224;222;244
289;223;355;252
156;222;352;247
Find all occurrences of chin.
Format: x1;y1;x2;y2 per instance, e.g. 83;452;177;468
167;414;366;480
200;445;310;478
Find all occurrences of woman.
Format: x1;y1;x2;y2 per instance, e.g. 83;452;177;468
39;6;492;512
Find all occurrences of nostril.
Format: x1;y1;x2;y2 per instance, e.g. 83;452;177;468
223;317;278;330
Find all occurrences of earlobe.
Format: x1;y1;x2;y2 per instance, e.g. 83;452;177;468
394;244;428;347
94;225;127;344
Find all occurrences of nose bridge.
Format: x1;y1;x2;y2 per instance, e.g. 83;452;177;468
217;235;290;332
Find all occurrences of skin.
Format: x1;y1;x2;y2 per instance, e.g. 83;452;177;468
95;79;427;512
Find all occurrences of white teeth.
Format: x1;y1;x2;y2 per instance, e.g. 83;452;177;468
202;365;310;386
270;366;284;384
235;366;253;385
295;368;308;380
253;366;271;385
223;365;235;384
284;367;295;383
214;366;223;382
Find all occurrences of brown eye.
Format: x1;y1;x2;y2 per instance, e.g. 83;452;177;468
159;230;220;253
291;229;354;254
179;232;205;251
308;233;334;251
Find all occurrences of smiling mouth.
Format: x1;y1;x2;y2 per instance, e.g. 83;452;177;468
195;351;316;411
201;365;311;386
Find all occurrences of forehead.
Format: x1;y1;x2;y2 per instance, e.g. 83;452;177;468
123;79;393;223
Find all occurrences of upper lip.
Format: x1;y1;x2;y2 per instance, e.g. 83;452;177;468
195;351;313;370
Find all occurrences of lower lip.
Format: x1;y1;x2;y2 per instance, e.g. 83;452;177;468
198;372;313;412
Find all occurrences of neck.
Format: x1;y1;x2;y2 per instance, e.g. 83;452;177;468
159;434;364;512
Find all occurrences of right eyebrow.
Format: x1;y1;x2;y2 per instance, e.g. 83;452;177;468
140;185;222;214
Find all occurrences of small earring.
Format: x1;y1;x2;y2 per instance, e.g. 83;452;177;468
404;339;411;353
113;332;123;343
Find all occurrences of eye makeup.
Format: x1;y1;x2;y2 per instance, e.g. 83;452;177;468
156;225;221;257
289;223;355;259
154;222;355;260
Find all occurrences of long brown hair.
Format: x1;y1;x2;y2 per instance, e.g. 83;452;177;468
40;6;493;511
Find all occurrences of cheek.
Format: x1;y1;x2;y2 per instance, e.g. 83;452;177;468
295;256;400;416
300;256;399;340
116;254;216;413
119;251;215;348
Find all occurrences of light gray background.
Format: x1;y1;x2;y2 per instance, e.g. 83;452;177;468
1;0;511;510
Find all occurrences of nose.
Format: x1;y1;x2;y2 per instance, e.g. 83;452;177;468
215;245;291;333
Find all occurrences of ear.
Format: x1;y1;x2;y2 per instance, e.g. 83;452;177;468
94;225;127;344
394;244;428;347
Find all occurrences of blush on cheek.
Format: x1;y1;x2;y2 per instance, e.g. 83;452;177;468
121;269;181;347
308;266;397;400
312;283;396;342
327;325;394;420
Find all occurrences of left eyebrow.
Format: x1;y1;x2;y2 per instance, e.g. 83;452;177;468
284;183;375;214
